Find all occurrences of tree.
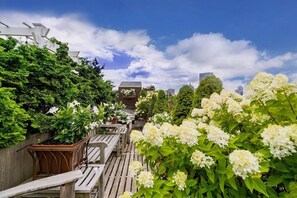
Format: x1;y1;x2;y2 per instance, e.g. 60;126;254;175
172;85;194;125
193;75;223;108
140;89;147;97
153;90;168;114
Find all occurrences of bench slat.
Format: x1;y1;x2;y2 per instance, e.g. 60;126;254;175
0;170;82;198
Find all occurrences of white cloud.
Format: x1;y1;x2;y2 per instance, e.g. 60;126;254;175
1;11;297;93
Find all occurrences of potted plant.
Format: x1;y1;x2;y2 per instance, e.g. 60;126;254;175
121;88;136;98
28;100;104;179
103;102;126;124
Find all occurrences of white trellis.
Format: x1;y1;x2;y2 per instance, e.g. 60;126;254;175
0;22;79;59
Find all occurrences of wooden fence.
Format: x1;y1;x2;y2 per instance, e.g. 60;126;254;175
0;132;51;190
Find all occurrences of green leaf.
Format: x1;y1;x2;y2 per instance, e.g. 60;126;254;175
228;176;238;190
173;189;183;198
268;174;283;187
158;165;166;175
244;177;254;193
253;179;269;197
218;175;226;193
206;169;215;183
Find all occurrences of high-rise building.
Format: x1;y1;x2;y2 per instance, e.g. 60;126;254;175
235;85;244;95
199;72;213;82
166;89;175;96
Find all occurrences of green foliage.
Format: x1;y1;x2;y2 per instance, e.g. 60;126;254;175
0;88;29;148
153;90;168;114
128;73;297;197
0;37;114;147
172;85;194;125
135;91;157;119
193;75;223;108
148;94;157;117
140;89;147;97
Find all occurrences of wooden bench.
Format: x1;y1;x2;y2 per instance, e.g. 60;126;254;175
87;134;120;164
19;164;105;198
0;170;83;198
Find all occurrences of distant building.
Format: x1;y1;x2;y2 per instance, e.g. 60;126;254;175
235;85;243;95
118;81;142;109
166;89;175;96
199;72;213;82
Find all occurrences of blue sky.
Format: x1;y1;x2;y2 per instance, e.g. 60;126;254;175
1;0;297;91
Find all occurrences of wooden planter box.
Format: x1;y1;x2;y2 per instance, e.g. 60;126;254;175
27;136;90;179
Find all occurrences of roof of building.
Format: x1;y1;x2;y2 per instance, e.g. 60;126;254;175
119;81;142;88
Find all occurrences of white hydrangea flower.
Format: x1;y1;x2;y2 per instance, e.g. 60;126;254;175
210;92;223;104
46;106;59;114
261;125;296;159
137;171;154;188
270;74;288;91
119;191;132;198
142;123;154;135
144;126;163;146
191;150;214;168
92;106;99;114
229;150;260;179
172;171;187;191
177;125;200;147
197;122;208;131
130;130;144;143
159;122;178;138
206;125;230;148
226;98;242;116
246;72;275;102
129;161;143;176
181;119;197;129
191;108;206;117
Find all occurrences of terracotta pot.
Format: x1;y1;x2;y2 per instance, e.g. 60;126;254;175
28;136;90;179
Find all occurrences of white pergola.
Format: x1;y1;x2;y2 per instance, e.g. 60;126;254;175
0;22;79;59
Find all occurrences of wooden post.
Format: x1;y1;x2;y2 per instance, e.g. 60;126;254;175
60;181;75;198
98;173;104;198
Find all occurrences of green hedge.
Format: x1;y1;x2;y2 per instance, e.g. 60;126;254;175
0;37;114;148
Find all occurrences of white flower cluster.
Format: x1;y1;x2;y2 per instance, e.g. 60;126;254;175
46;106;59;114
121;88;136;96
129;161;144;176
119;191;132;198
261;125;297;159
206;125;230;148
172;171;187;191
144;125;164;147
229;150;260;179
151;112;172;127
177;124;200;147
191;150;214;168
250;112;271;124
246;72;291;102
69;100;80;107
130;130;144;143
159;122;178;138
137;171;154;188
191;108;206;118
86;122;99;131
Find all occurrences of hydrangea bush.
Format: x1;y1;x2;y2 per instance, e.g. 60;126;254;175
125;72;297;197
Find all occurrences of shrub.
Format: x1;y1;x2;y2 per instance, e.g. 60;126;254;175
126;72;297;197
172;85;194;125
0;37;114;143
193;75;223;108
0;88;29;148
153;90;168;114
136;91;157;119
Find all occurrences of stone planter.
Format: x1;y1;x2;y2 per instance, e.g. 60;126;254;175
27;136;90;179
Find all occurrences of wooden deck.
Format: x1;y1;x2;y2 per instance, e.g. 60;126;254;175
104;142;147;198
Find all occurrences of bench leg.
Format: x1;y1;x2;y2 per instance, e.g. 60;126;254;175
116;141;120;157
60;181;75;198
98;173;104;198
